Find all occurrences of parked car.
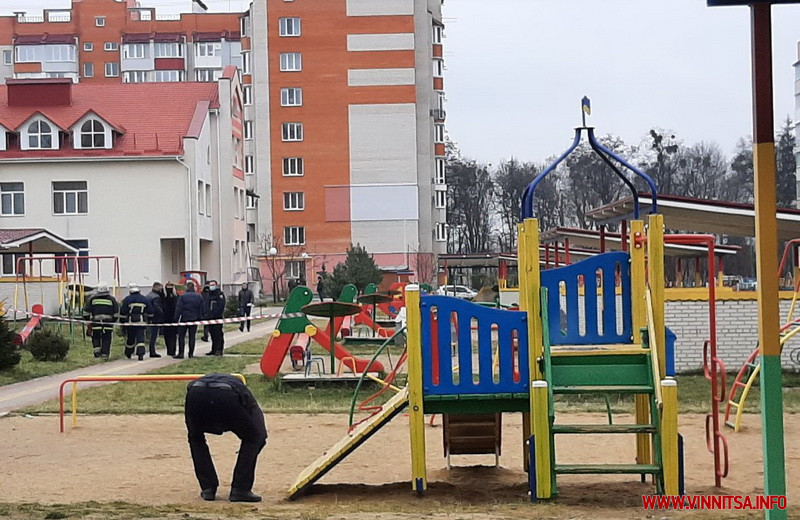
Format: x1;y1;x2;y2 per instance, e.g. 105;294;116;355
437;285;478;300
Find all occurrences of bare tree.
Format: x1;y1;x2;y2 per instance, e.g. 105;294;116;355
447;158;494;253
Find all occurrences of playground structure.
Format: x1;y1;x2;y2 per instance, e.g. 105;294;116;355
260;285;385;379
724;238;800;433
287;121;684;500
11;255;120;343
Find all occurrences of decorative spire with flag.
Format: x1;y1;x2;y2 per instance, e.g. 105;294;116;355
581;96;591;127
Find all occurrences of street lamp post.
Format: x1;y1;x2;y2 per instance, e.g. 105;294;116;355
267;246;278;303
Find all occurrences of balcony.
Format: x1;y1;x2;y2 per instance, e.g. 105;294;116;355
430;108;446;120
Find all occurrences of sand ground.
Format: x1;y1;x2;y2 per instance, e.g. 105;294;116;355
0;410;797;519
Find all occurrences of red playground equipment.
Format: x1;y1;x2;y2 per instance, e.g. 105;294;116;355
260;285;384;377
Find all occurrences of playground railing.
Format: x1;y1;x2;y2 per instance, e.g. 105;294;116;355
421;295;528;396
58;373;247;432
540;251;632;346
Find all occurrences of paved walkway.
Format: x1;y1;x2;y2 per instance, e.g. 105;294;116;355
0;319;277;414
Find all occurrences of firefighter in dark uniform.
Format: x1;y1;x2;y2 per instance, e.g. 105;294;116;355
205;279;226;356
82;282;118;359
120;282;153;360
184;373;267;502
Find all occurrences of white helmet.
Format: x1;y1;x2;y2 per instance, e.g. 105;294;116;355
96;282;110;294
128;282;140;293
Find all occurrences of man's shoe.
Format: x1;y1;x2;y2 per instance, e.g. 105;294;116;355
173;354;184;359
150;352;162;358
229;489;261;502
137;355;144;361
200;488;216;501
124;348;133;359
204;351;215;356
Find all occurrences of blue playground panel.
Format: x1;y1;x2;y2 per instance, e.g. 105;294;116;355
420;295;529;396
541;251;633;345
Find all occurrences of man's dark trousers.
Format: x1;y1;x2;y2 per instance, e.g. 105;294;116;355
184;377;267;492
92;328;113;357
208;324;224;354
178;325;198;357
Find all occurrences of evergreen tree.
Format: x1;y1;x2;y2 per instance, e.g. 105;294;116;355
775;118;796;207
323;244;384;298
0;313;21;370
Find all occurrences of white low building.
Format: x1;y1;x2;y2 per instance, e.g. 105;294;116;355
0;71;254;312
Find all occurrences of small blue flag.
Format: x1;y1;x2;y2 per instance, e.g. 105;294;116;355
581;96;591;115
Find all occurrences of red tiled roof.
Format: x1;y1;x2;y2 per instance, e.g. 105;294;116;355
0;82;220;158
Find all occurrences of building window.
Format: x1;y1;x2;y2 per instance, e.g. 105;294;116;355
1;183;24;216
83;42;93;52
246;194;257;209
281;122;303;142
435;223;447;242
197;180;205;215
283;192;304;211
284;226;305;246
435;159;445;184
195;42;221;57
153;70;183;82
245;155;254;175
15;47;37;63
123;43;148;59
104;42;118;51
243;85;253;105
242;52;251;74
155;43;183;58
45;45;76;62
279;52;302;71
27;120;55;149
205;183;212;216
285;260;304;279
433;58;444;77
104;62;119;77
279;17;301;37
1;254;24;276
434;123;445;143
195;69;220;82
435;190;446;209
95;16;106;27
79;119;106;148
432;24;443;44
2;50;12;65
83;62;94;78
280;87;302;106
244;121;253;140
282;157;303;176
233;187;241;219
123;70;148;83
53;181;88;215
240;16;248;38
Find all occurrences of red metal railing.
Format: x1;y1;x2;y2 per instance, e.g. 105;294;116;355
665;234;728;486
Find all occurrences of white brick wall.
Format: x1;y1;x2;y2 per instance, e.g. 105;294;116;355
668;299;800;373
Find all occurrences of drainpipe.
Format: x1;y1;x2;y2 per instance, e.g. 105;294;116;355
212;107;225;286
175;156;194;271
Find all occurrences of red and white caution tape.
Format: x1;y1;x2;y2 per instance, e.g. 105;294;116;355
5;308;305;327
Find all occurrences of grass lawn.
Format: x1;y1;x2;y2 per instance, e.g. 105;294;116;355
21;354;386;415
0;326;130;387
225;336;269;355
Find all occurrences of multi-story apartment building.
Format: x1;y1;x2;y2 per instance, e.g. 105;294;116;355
242;0;447;291
0;0;448;295
0;0;241;85
0;71;250;307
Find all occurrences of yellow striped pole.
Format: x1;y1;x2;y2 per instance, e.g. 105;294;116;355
405;284;427;492
648;214;666;380
630;220;651;467
531;380;552;498
660;379;679;495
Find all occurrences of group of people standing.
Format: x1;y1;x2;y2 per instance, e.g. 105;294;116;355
83;279;256;360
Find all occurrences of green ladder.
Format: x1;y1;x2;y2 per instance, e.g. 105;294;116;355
540;290;666;497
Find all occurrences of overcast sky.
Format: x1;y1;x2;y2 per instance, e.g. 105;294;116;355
3;0;800;164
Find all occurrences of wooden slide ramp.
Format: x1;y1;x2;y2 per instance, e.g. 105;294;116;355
287;387;409;500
